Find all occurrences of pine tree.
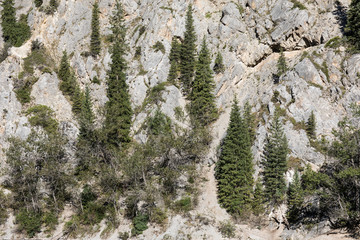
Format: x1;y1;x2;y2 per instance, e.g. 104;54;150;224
276;49;288;78
79;86;95;141
180;4;197;95
90;1;101;57
167;38;181;83
189;38;218;126
104;1;132;146
262;110;288;204
216;99;254;215
213;52;225;74
306;111;316;139
287;170;304;223
346;0;360;49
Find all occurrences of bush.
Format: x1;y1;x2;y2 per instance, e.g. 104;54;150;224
0;42;11;63
16;209;42;238
219;220;236;238
34;0;43;7
0;190;8;225
26;105;58;134
173;197;192;213
152;41;165;54
150;207;167;225
131;214;149;236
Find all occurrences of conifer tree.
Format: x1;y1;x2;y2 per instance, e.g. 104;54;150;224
90;1;101;57
72;85;83;115
252;181;265;215
262;110;288;204
167;38;181;83
287;170;304;223
104;1;132;146
306;111;316;139
213;52;225;74
79;86;95;141
58;51;74;95
243;102;256;143
1;0;30;47
180;4;197;95
1;0;16;43
216;99;254;215
189;38;218;126
346;0;360;49
276;49;288;78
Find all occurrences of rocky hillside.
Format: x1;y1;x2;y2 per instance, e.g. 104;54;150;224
1;0;360;239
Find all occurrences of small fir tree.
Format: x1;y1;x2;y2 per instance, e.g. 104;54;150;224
276;49;288;78
213;52;225;74
90;1;101;57
167;38;181;83
104;1;132;146
189;38;218;126
306;111;316;139
252;181;266;216
216;98;254;215
262;110;288;204
72;85;83;115
180;4;197;95
79;86;95;141
287;170;304;223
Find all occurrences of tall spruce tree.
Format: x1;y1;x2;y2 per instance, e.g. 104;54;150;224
262;110;288;204
104;1;132;146
167;38;181;83
90;1;101;57
189;38;217;126
180;4;197;95
252;181;266;215
72;84;84;115
346;0;360;49
216;99;254;215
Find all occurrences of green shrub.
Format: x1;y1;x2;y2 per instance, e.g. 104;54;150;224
43;212;58;232
26;105;58;134
16;209;42;238
34;0;43;7
173;197;192;212
218;220;236;238
15;84;31;104
0;42;11;63
290;0;307;10
91;75;101;84
134;46;141;60
150;207;167;225
325;36;342;48
131;214;149;236
153;41;165;54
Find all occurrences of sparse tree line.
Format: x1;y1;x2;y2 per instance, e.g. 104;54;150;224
0;2;220;238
